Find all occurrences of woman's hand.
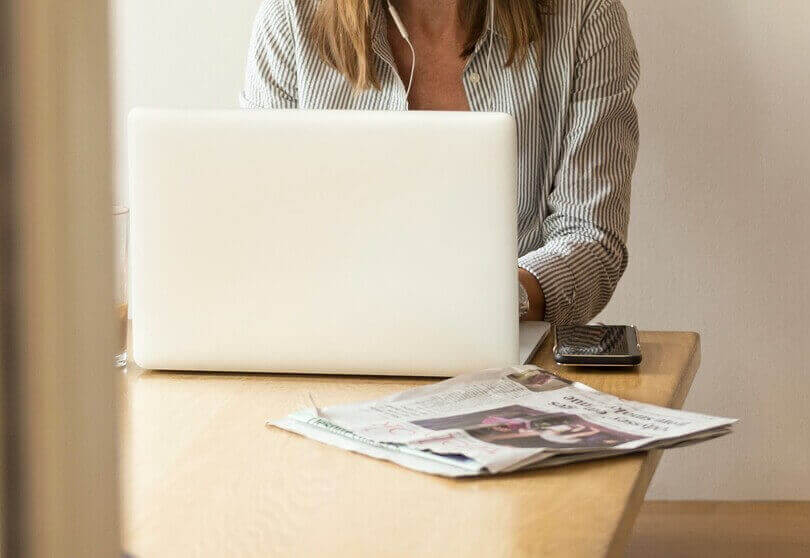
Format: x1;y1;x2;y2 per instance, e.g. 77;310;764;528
518;268;545;321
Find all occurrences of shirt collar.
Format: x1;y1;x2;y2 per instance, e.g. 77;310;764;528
370;0;387;43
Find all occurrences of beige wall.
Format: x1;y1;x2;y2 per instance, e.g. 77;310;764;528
598;1;810;499
113;0;810;499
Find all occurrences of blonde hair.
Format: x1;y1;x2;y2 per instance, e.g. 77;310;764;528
312;0;550;90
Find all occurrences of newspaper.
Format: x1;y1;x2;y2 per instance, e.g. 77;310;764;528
271;366;737;477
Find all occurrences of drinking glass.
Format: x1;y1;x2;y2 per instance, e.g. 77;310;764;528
114;205;129;367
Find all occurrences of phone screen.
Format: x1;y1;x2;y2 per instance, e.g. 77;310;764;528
555;325;634;356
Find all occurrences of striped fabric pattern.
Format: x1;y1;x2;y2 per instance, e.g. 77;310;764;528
241;0;640;325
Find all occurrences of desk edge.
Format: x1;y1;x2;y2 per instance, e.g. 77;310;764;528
605;332;702;558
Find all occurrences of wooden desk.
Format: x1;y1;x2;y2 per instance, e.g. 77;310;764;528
121;331;700;558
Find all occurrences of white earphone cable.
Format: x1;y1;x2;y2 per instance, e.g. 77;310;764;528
404;39;416;98
387;2;416;99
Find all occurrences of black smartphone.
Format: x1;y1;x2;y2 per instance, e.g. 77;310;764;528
553;325;642;367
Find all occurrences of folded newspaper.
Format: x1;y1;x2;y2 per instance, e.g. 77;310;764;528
271;366;736;477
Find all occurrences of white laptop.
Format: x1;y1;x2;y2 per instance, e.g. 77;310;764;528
129;109;549;376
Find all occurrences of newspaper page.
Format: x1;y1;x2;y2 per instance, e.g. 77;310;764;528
271;366;736;477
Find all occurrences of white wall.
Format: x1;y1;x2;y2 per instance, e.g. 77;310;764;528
111;0;261;199
598;1;810;499
113;0;810;499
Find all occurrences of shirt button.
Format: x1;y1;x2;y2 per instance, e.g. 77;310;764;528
469;72;481;84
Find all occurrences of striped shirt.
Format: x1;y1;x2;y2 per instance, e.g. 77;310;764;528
241;0;640;325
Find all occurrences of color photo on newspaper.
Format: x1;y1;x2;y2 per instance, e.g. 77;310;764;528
414;405;644;450
270;366;737;477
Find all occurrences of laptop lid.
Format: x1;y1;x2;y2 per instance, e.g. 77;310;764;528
130;109;519;376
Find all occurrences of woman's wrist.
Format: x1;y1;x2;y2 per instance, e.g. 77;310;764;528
518;267;545;321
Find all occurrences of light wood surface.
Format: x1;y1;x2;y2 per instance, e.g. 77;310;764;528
6;0;120;556
628;501;810;558
121;330;700;558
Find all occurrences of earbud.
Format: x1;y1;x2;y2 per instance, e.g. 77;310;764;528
387;2;416;99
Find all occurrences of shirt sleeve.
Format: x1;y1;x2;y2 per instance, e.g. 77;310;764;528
240;0;298;109
517;0;640;324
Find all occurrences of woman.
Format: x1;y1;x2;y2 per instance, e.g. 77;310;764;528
241;0;639;324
